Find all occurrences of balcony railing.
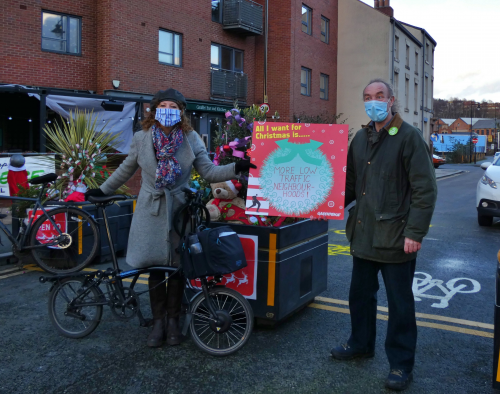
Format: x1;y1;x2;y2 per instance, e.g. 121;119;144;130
223;0;263;36
210;69;247;103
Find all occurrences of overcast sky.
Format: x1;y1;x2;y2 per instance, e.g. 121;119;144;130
357;0;500;102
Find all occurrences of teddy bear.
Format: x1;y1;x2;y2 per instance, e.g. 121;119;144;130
206;180;249;224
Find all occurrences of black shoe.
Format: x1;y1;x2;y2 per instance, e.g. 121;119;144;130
385;369;413;391
330;343;375;360
166;317;182;346
147;318;165;348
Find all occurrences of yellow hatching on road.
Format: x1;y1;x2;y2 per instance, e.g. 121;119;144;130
328;244;351;256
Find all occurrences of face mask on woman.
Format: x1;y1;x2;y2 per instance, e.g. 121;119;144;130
155;108;181;127
364;100;391;123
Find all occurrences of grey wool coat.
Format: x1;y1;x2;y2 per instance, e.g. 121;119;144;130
100;129;236;268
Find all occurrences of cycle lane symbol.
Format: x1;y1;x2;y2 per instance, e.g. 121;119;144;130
412;271;481;309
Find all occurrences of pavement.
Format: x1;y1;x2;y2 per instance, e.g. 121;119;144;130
1;164;500;393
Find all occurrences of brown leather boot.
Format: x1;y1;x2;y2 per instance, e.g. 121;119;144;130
147;318;165;347
166;316;182;346
166;275;185;346
147;274;167;348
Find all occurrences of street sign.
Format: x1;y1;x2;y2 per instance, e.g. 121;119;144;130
430;133;438;142
259;103;270;114
472;137;479;144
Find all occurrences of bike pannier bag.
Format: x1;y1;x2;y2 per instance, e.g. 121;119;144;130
181;226;247;279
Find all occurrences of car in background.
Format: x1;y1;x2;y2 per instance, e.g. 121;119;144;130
476;157;500;226
433;154;446;169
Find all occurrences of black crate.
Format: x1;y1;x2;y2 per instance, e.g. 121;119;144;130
210;220;328;324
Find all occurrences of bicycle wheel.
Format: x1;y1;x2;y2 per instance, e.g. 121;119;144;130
190;287;253;356
48;277;103;339
30;207;99;274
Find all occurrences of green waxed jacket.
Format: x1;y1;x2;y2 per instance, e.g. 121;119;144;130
345;113;437;263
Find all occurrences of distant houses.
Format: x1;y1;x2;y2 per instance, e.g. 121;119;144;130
431;117;499;159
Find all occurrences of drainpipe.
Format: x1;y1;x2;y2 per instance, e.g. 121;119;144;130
264;0;268;103
421;32;426;135
390;19;395;85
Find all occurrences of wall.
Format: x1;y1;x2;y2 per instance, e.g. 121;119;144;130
337;0;390;133
401;22;436;143
393;24;422;131
93;0;258;103
449;118;470;133
0;0;98;91
0;0;259;104
289;0;338;121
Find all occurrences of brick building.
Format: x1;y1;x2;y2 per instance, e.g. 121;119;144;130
0;0;338;155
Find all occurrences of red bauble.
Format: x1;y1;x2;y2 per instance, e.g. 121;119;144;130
223;144;232;153
234;181;243;191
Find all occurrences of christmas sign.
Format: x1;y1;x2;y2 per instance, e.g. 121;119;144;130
191;234;258;299
246;122;348;220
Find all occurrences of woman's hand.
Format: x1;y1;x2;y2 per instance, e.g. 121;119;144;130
84;188;105;201
235;160;257;174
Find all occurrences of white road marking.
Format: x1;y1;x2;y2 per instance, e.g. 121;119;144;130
413;271;481;309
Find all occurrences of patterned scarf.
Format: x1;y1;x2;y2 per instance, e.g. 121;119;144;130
152;124;183;189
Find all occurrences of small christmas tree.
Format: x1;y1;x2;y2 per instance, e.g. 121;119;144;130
211;104;266;194
206;104;298;227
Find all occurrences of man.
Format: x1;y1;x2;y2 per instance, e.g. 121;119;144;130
331;79;437;391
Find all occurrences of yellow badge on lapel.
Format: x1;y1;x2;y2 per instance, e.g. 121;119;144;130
388;127;399;136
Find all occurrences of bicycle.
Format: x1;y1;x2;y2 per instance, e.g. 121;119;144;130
0;173;100;274
40;188;254;356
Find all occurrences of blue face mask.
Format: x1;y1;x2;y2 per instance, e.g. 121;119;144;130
155;108;181;127
364;100;390;122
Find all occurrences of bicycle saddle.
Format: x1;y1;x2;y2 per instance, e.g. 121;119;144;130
87;195;128;204
30;173;58;185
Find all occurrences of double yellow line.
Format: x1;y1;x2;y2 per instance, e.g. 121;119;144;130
21;264;150;285
310;296;494;338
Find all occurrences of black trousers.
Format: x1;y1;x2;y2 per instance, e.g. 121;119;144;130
347;256;417;372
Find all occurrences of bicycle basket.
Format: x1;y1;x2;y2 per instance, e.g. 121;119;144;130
181;226;247;280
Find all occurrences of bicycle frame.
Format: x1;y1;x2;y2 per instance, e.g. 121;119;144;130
40;188;223;329
0;184;64;250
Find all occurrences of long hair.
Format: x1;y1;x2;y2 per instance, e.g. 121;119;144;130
141;100;192;133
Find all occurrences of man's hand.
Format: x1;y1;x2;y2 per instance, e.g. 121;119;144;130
404;237;421;254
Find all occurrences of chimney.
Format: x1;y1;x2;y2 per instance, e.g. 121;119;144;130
374;0;394;17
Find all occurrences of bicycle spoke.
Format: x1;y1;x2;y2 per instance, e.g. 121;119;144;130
227;327;242;342
206;332;216;345
196;324;212;338
229;300;242;314
225;332;235;346
192;312;213;322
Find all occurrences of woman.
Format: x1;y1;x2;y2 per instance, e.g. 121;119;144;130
86;88;255;347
